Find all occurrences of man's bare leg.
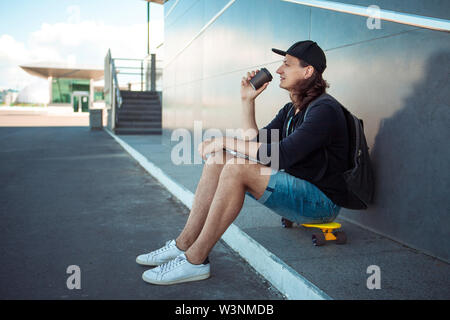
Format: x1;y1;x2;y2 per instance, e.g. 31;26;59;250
185;159;271;264
175;151;236;251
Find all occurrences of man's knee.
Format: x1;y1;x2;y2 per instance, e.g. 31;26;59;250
219;158;247;181
205;151;228;166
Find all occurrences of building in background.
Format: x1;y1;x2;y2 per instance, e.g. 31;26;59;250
19;62;104;112
0;89;19;105
161;0;450;262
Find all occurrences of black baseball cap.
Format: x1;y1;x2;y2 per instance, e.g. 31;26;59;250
272;40;327;74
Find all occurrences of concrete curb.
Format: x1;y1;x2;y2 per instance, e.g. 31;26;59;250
104;128;331;300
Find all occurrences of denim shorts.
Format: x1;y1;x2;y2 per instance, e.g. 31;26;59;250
246;169;341;224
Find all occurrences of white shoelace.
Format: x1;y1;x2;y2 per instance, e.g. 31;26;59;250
151;240;174;256
159;255;185;274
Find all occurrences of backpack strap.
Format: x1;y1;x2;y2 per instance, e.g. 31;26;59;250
285;103;295;138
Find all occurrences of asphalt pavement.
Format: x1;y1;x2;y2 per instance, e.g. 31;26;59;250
0;112;284;300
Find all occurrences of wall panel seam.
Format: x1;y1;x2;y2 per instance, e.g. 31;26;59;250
165;0;237;68
281;0;450;31
165;0;202;31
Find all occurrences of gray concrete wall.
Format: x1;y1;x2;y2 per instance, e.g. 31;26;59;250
162;0;450;262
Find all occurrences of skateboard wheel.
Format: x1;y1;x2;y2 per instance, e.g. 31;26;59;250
333;231;347;244
281;218;293;228
312;233;326;246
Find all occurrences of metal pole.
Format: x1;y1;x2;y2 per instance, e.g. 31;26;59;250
141;61;144;91
151;54;156;92
146;59;151;91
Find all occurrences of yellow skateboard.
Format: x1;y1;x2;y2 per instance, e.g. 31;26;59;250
281;218;347;246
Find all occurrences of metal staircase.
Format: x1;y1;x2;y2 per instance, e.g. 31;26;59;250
105;49;163;135
114;91;162;135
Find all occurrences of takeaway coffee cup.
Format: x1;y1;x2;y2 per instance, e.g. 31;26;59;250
249;68;273;90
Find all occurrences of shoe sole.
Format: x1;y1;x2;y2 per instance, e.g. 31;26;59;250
136;258;160;266
136;257;171;266
142;273;211;285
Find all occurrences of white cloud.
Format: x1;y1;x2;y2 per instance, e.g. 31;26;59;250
67;5;81;24
0;34;37;89
0;5;164;90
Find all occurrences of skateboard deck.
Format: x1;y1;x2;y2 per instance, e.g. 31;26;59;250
281;218;347;246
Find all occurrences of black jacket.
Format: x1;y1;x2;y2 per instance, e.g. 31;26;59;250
255;93;349;207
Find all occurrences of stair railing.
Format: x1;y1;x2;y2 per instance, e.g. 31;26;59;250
105;49;160;129
104;49;123;129
113;58;146;91
111;57;122;127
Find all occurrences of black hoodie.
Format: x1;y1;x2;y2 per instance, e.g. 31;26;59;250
255;93;349;207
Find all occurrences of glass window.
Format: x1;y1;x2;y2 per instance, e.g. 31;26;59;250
52;78;90;103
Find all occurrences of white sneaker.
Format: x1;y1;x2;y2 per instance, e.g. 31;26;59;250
136;239;184;266
142;253;210;285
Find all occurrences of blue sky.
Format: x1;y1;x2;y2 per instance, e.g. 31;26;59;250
0;0;164;89
1;0;160;42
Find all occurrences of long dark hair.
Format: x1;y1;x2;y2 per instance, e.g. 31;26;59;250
289;60;330;112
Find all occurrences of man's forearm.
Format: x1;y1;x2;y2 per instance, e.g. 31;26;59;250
223;136;262;160
241;99;259;141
